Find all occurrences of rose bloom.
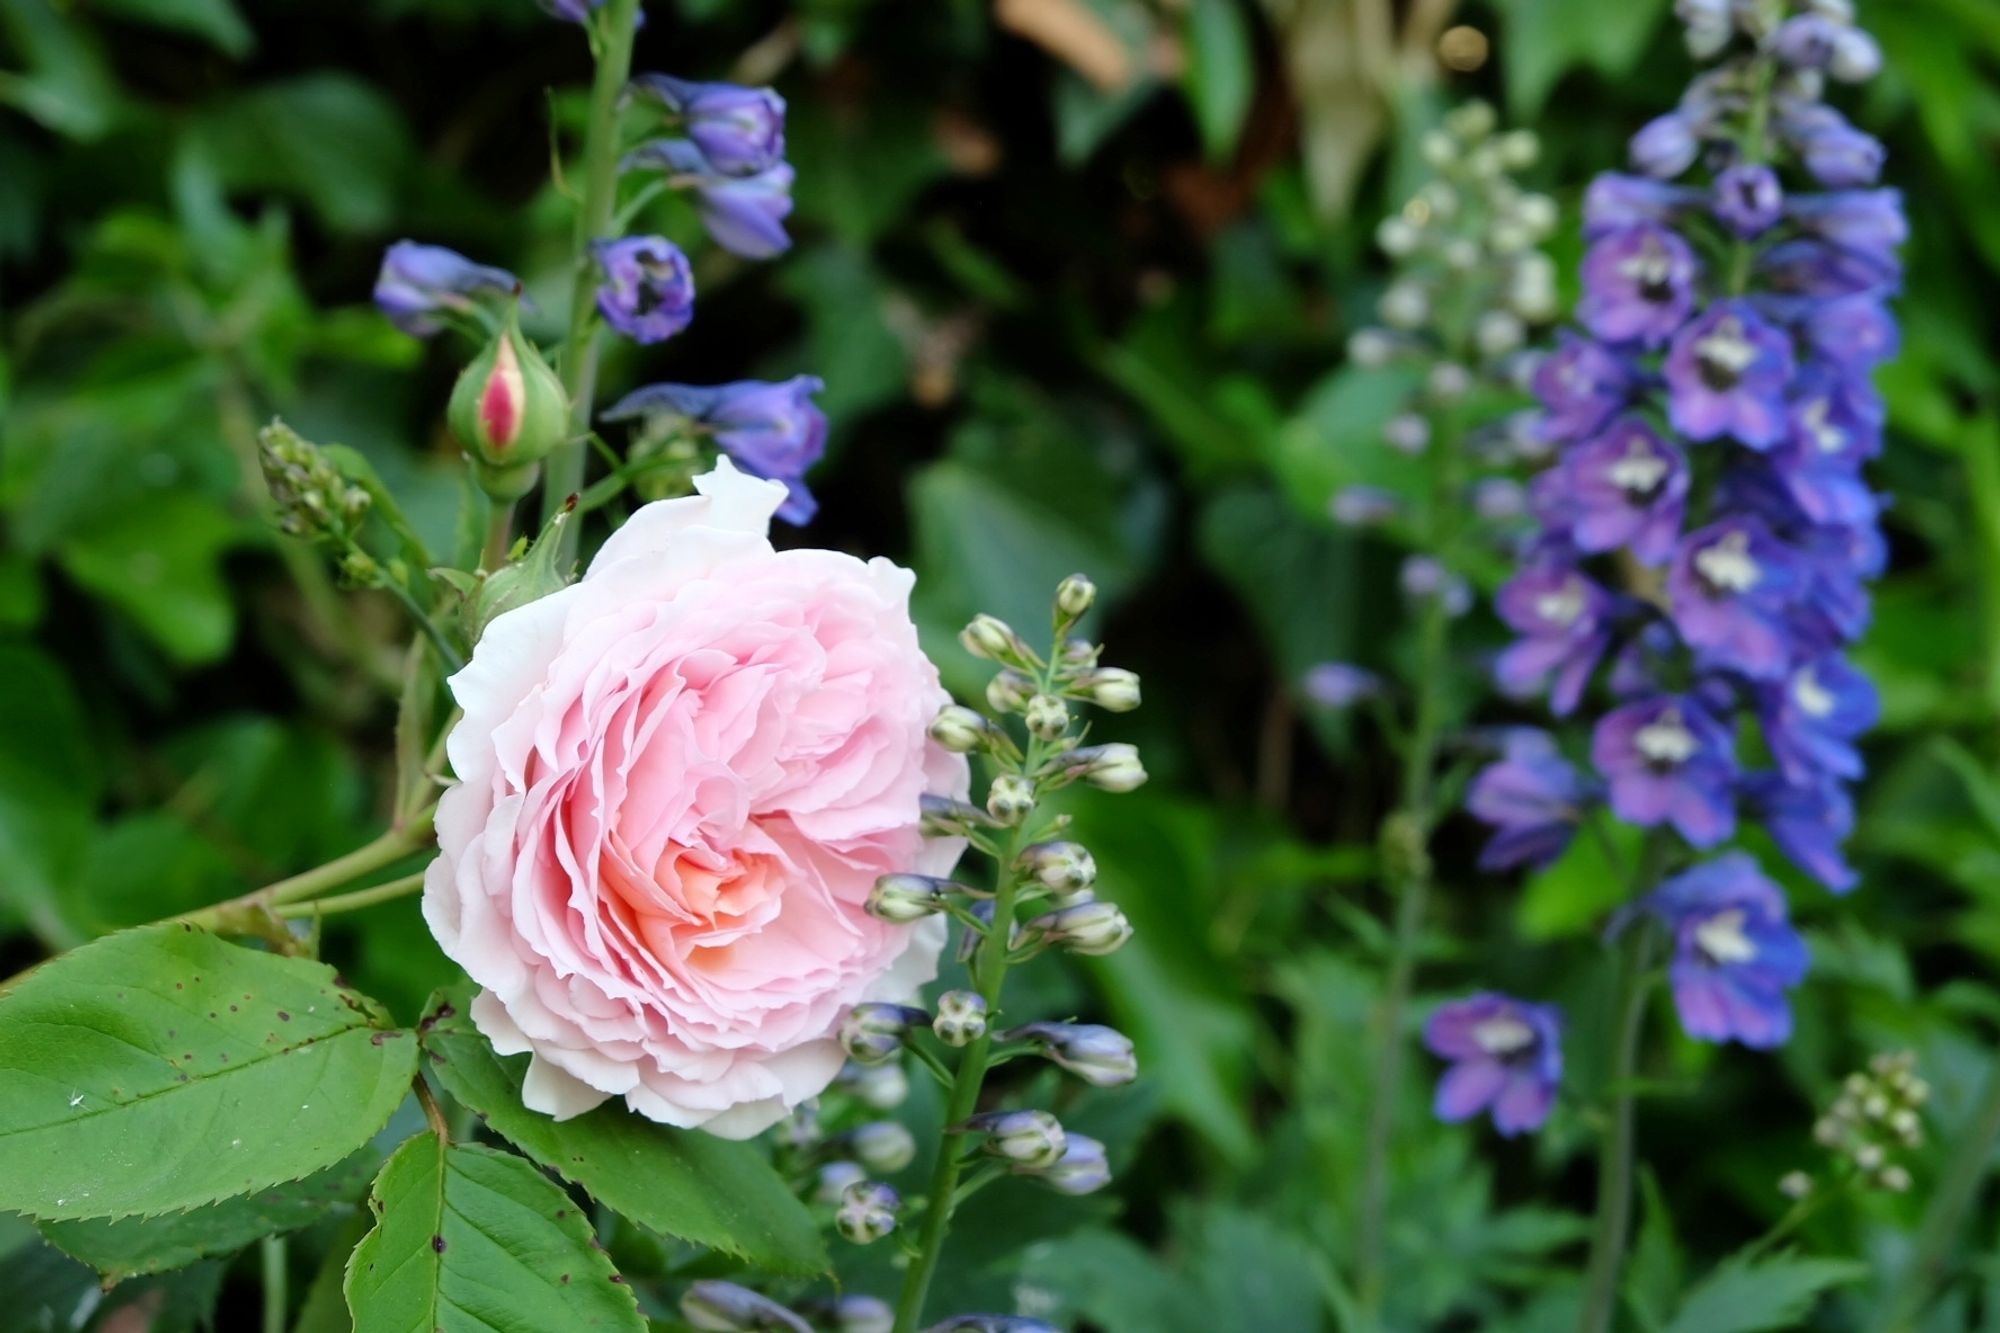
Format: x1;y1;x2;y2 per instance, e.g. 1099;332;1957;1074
425;460;967;1136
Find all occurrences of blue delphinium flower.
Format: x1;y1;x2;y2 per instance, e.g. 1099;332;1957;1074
628;74;786;176
1634;853;1809;1047
592;236;695;344
373;241;517;337
622;138;796;260
604;376;827;523
1471;0;1902;941
1465;729;1594;872
1424;993;1564;1136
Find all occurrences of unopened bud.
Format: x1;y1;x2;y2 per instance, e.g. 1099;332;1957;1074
448;308;569;501
1427;362;1472;403
865;874;949;925
835;1181;899;1244
1023;694;1069;741
1778;1171;1813;1200
1878;1165;1911;1193
849;1121;917;1174
839;1059;909;1110
920;793;992;838
1055;573;1097;620
1054;742;1147;793
1497;129;1539;169
1380;281;1429;330
985;670;1036;714
1347;328;1398;368
681;1280;811;1333
830;1295;894;1333
960;614;1033;666
1476;310;1525;358
986;774;1037;825
1007;1022;1137;1087
839;1002;928;1062
1072;667;1141;712
468;509;574;639
1016;840;1097;893
1854;1143;1885;1171
1025;900;1133;956
1889;1108;1920;1140
1021;1134;1111;1196
815;1160;867;1206
930;705;998;754
933;990;988;1047
965;1109;1066;1168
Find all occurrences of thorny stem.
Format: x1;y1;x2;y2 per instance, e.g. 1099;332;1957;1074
543;0;642;566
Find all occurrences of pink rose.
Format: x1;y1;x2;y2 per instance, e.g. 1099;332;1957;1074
425;460;967;1137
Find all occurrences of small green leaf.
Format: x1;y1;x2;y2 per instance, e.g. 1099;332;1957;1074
38;1148;378;1281
92;0;252;55
344;1135;645;1332
1518;820;1641;940
0;924;417;1220
1182;0;1255;160
1662;1254;1868;1333
419;995;828;1275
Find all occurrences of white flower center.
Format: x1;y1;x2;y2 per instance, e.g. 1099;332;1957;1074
1471;1015;1535;1056
1535;578;1588;628
1607;440;1669;494
1696;319;1758;376
1695;530;1761;593
1801;396;1847;454
1619;237;1675;290
1635;710;1697;765
1695;908;1758;966
1793;667;1836;718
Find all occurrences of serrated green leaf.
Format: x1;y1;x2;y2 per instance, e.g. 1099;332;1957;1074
419;994;828;1275
344;1135;644;1333
1662;1254;1868;1333
0;924;417;1220
38;1147;378;1281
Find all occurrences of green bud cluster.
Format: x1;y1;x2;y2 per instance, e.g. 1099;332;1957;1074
257;420;371;545
1796;1049;1928;1196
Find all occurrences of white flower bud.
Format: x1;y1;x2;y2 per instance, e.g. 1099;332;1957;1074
986;773;1037;825
1497;129;1539;168
1421;129;1456;168
1023;1134;1111;1195
1056;742;1147;793
1854;1143;1885;1171
1385;413;1431;455
967;1109;1067;1168
1878;1165;1912;1192
815;1160;867;1205
1446;100;1497;141
985;669;1036;714
841;1059;909;1110
1026;900;1133;956
933;990;988;1047
1023;693;1070;741
1427;362;1472;403
840;1002;928;1061
1778;1170;1813;1200
1513;192;1557;236
1379;281;1430;330
865;875;947;925
1443;238;1481;271
1420;182;1459;218
850;1121;917;1174
1055;572;1097;620
1073;667;1141;712
1508;253;1559;321
1476;310;1525;358
1347;328;1398;367
1375;216;1421;257
929;705;997;754
835;1181;899;1243
1017;840;1097;893
1889;1107;1920;1139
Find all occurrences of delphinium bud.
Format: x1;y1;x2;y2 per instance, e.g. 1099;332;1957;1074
924;1319;1061;1333
985;773;1037;825
835;1181;900;1244
964;1109;1067;1169
838;1059;910;1110
1018;1133;1112;1196
1051;742;1148;793
960;613;1035;667
1005;1022;1138;1087
839;1002;928;1062
1070;667;1142;712
447;308;570;501
932;990;988;1047
257;421;371;545
1024;900;1133;957
1054;572;1097;621
682;1281;812;1333
865;874;950;924
919;793;993;838
815;1160;867;1205
849;1121;917;1174
929;705;999;754
592;236;696;345
1015;840;1096;895
829;1296;895;1333
1807;1051;1926;1192
1778;1170;1813;1200
985;669;1036;713
1022;693;1069;741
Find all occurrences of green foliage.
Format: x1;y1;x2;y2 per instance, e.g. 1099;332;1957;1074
420;994;828;1276
1660;1255;1869;1333
0;926;416;1219
345;1134;645;1332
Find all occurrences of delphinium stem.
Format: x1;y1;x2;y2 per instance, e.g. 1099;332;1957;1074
544;0;642;566
1576;925;1656;1333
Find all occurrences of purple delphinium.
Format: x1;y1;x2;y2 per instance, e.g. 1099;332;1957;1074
1494;562;1613;715
627;75;787;176
1637;853;1809;1047
593;236;695;345
373;241;517;337
1424;994;1563;1136
603;375;827;523
1468;0;1902;1057
1466;729;1594;871
622;139;795;259
1302;662;1382;709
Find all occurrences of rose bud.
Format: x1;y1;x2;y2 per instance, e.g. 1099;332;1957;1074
985;669;1036;714
1005;1022;1138;1087
929;705;999;755
964;1109;1067;1169
1055;572;1097;621
681;1280;811;1333
1015;840;1096;894
627;75;787;176
932;990;988;1047
1025;900;1133;957
447;310;569;501
1023;693;1069;741
985;774;1036;825
1020;1134;1111;1196
593;236;695;345
838;1002;928;1062
1072;667;1141;712
834;1181;899;1244
864;874;948;924
848;1121;916;1174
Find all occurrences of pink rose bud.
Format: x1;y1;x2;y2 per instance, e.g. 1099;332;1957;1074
447;309;569;500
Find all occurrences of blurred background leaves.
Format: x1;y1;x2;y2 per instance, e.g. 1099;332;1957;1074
3;0;2000;1327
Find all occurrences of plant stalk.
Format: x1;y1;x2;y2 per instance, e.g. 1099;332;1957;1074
1577;926;1656;1333
543;0;642;565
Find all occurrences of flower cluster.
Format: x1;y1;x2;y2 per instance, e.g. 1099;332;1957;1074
1783;1049;1927;1198
1313;101;1561;705
1463;0;1901;1086
370;43;825;518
